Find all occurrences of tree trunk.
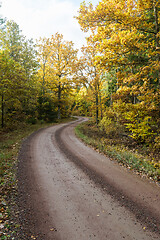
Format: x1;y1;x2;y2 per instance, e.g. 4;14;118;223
95;91;99;126
99;92;103;120
153;1;160;86
58;82;61;120
1;93;4;128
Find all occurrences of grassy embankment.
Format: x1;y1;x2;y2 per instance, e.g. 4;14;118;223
0;118;74;239
75;119;160;184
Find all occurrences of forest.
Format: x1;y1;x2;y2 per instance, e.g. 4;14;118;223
0;1;160;237
0;0;160;169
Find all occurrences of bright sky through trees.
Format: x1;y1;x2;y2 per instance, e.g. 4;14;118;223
0;0;99;49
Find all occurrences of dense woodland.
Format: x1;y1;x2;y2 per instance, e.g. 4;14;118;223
0;0;160;153
1;1;160;238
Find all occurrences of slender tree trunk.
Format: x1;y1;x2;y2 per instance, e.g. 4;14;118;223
94;68;99;126
110;93;113;106
96;91;99;125
39;63;46;120
58;82;61;120
57;48;61;120
98;81;103;120
95;81;99;125
99;92;103;120
1;93;4;128
116;68;119;90
42;71;45;97
153;1;160;85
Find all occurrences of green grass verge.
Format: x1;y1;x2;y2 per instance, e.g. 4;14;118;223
75;123;160;183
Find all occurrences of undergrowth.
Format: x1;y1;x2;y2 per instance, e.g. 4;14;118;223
75;121;160;184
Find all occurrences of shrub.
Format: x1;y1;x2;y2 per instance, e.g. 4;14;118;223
99;116;117;136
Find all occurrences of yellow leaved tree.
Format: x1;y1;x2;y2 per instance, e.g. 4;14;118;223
76;0;160;145
37;33;79;119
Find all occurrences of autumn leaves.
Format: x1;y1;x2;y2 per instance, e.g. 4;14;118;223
0;0;160;151
76;0;160;148
37;33;79;120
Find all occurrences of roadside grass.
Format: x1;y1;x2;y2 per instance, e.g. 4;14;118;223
75;121;160;184
0;118;74;239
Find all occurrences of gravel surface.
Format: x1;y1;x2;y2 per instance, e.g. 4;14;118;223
17;117;160;240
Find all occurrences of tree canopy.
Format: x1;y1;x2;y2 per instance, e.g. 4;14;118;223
37;33;79;120
0;0;159;153
75;0;160;146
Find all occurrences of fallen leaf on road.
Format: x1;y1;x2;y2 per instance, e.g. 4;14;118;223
31;235;36;239
50;228;57;231
0;224;4;229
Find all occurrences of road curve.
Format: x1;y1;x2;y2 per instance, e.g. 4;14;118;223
18;117;160;240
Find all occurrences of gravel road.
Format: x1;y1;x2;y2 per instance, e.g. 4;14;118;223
18;117;160;240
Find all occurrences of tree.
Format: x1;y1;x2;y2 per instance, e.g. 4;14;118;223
36;37;51;120
0;20;38;78
76;0;160;143
0;20;39;128
72;87;91;116
49;33;78;119
37;33;79;119
0;20;23;62
77;0;159;84
0;51;27;128
37;37;51;98
79;34;105;124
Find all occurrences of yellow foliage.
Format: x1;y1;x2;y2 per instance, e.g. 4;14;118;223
76;0;160;144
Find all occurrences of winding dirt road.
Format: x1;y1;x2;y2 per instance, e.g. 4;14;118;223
18;117;160;240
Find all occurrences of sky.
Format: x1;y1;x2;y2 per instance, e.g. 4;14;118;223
0;0;99;50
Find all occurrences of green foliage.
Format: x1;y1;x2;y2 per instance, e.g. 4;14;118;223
101;70;117;106
0;20;38;74
37;95;57;122
0;20;39;129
